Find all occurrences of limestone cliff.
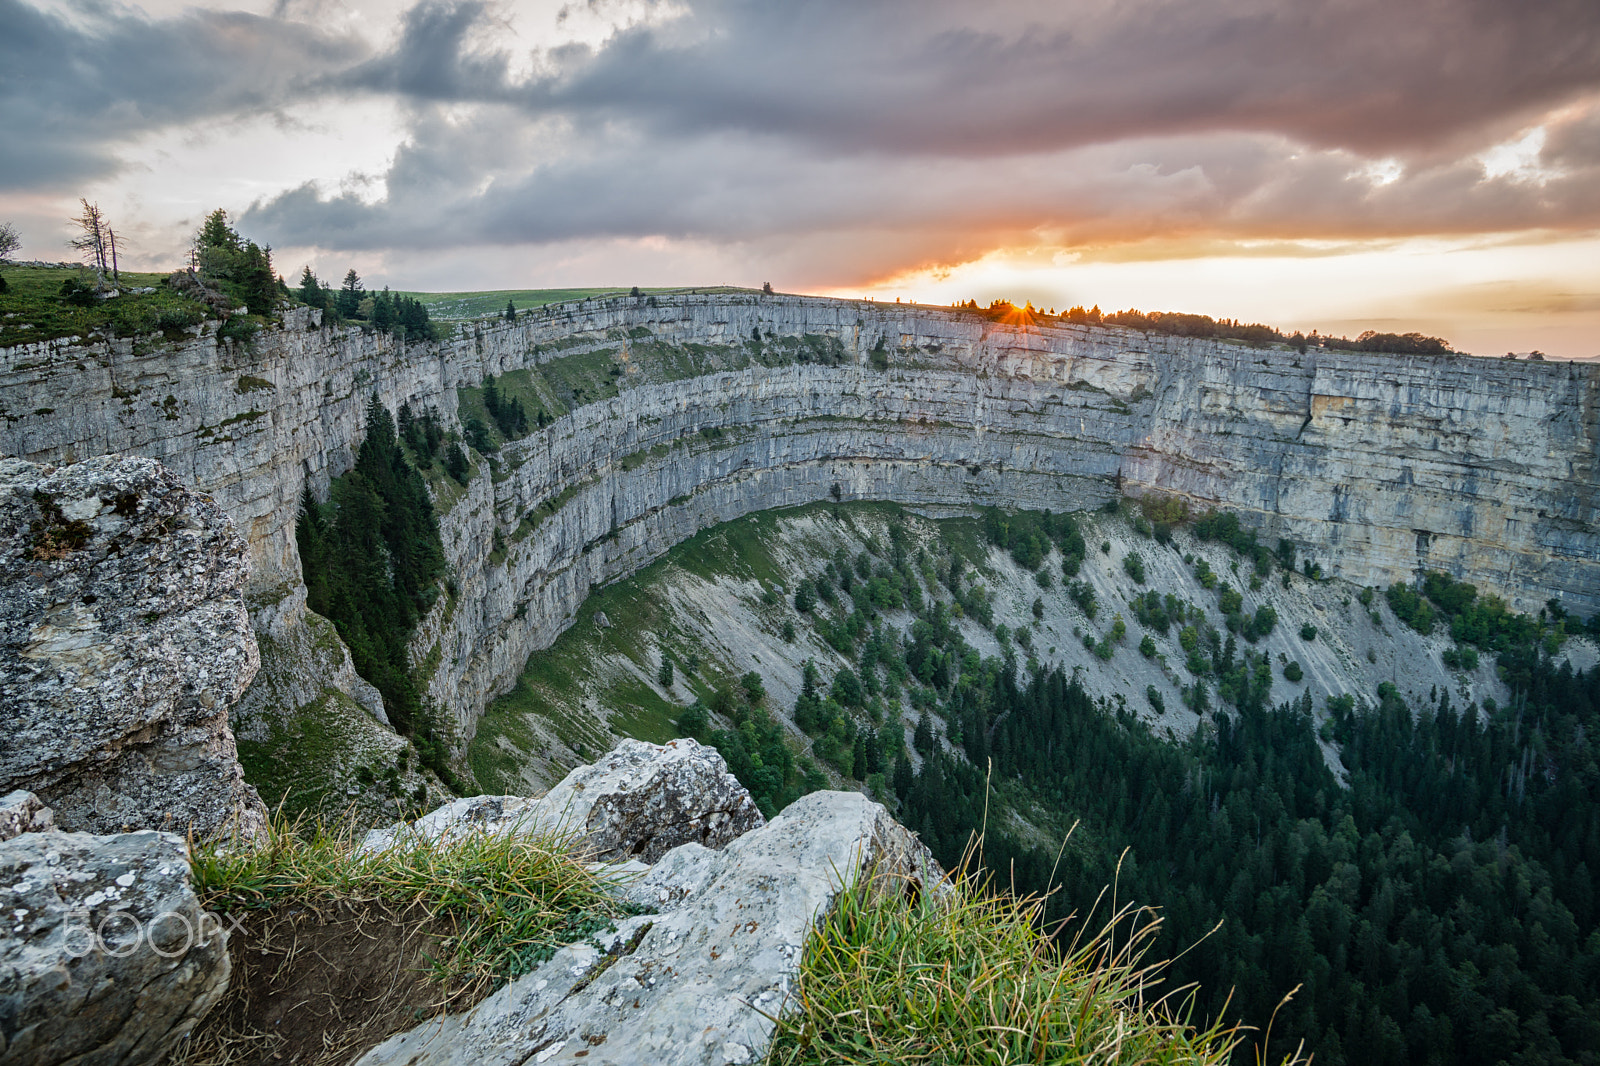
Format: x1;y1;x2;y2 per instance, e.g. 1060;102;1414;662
2;295;1595;755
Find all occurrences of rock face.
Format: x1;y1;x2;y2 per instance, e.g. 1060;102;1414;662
357;789;938;1066
362;738;763;863
0;455;266;838
0;815;232;1065
2;296;1595;751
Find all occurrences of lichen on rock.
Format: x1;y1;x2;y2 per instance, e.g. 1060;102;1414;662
0;816;232;1066
362;738;763;862
0;455;266;838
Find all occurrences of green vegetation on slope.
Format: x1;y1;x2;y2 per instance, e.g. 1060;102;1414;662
297;396;456;786
889;508;1599;1066
0;264;209;348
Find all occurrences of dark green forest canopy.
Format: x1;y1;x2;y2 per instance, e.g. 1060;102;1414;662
296;395;454;785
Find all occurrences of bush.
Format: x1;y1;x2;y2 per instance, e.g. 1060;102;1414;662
1146;685;1165;715
1385;583;1435;634
1283;660;1303;682
678;702;709;739
1068;580;1098;619
1123;553;1146;584
59;276;99;307
657;657;674;688
1139;634;1157;658
1300;623;1317;641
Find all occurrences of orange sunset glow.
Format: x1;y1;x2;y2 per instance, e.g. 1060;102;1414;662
1;0;1596;356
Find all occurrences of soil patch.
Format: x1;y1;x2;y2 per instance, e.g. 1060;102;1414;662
175;899;493;1066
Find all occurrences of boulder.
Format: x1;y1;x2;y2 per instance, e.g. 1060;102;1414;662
361;739;762;863
356;790;941;1066
0;826;231;1065
0;456;266;839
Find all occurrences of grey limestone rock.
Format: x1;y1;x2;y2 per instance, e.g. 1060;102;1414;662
0;827;231;1066
362;738;763;863
0;455;266;838
0;793;53;844
356;790;940;1066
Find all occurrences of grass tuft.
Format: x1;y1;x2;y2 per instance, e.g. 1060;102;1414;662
769;863;1304;1066
190;814;629;994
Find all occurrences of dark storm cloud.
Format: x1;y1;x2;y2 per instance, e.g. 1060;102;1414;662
343;0;1600;158
242;109;1600;259
11;0;1600;261
0;0;365;189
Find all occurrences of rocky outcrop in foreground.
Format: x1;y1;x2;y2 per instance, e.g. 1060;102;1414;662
0;791;232;1066
360;788;935;1066
354;739;938;1066
0;455;266;838
0;739;933;1066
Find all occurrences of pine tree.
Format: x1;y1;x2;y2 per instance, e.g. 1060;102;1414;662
445;442;469;483
298;266;326;309
504;299;516;322
373;287;396;333
238;242;277;315
337;269;364;319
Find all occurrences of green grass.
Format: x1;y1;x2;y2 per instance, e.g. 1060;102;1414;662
458;366;565;442
190;814;626;993
0;264;210;348
535;345;624;408
771;865;1301;1066
395;287;691;321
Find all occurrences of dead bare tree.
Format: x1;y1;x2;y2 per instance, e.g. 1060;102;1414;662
69;199;110;284
0;221;19;262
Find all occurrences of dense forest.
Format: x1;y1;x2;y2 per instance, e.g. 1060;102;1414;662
954;297;1455;355
296;395;455;784
686;504;1599;1065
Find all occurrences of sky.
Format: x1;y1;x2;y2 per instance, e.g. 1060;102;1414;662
3;0;1599;357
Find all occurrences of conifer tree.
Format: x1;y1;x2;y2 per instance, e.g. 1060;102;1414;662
337;269;364;319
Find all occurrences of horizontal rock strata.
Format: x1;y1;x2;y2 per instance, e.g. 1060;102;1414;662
2;296;1594;742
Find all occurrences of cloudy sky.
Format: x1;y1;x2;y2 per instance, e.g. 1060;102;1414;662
4;0;1599;356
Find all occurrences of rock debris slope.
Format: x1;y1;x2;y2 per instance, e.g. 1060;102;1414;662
0;455;266;838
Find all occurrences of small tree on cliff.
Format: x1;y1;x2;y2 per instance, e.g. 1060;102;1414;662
337;269;365;320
